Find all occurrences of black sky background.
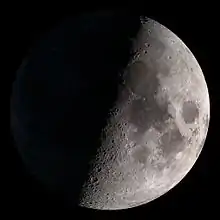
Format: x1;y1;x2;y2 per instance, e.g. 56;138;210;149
8;9;217;218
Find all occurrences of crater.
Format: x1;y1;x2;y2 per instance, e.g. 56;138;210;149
182;101;199;124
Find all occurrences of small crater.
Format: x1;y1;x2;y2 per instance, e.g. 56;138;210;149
90;176;99;184
182;101;199;124
96;167;102;172
175;152;182;160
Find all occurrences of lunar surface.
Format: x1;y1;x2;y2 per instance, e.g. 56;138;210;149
79;18;210;210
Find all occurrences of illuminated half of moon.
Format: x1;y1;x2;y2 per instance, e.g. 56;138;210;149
79;17;210;210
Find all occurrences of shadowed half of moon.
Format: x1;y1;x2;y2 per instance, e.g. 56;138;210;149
10;13;142;208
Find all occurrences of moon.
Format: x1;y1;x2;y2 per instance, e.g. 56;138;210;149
79;18;210;210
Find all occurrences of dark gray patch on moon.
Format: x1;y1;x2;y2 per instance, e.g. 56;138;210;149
147;37;166;60
124;58;173;133
124;60;158;98
127;98;171;134
127;99;148;130
116;85;130;105
160;125;184;156
154;58;171;77
182;101;199;124
131;145;149;166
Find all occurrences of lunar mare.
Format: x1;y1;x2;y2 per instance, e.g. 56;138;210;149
79;18;210;210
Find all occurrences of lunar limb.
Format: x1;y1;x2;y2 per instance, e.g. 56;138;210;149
79;17;210;210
